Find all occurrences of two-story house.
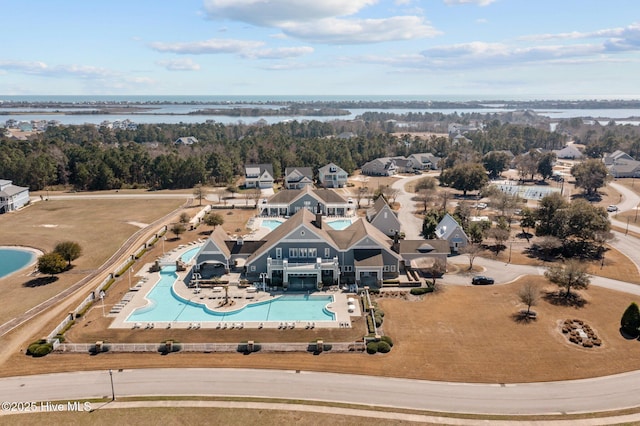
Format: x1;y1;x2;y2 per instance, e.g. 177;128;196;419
244;164;275;189
260;186;354;217
435;214;469;253
0;180;30;214
284;167;314;190
366;197;401;237
317;163;348;188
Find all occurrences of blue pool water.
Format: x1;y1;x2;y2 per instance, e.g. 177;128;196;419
326;219;353;230
180;247;200;263
261;219;284;231
0;248;35;279
127;266;335;323
263;218;351;231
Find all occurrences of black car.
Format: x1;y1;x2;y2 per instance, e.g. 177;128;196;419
472;275;495;285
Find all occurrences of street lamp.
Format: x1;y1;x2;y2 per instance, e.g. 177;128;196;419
108;369;115;401
128;268;132;291
162;236;166;255
100;291;105;317
508;239;513;264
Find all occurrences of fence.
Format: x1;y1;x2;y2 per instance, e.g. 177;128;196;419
45;224;168;345
54;341;365;354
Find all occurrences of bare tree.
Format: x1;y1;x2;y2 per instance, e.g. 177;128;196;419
424;259;447;289
193;183;206;206
518;283;539;318
250;188;262;207
460;243;484;270
545;260;590;301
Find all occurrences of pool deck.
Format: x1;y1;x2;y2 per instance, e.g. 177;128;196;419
107;244;361;330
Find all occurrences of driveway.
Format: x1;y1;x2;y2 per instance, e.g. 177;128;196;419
391;173;432;240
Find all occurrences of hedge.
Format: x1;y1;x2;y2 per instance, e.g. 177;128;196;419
410;287;434;295
26;339;53;357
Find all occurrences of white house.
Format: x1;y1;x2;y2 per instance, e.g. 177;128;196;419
435;214;469;253
317;163;348;188
284;167;314;190
174;136;199;145
0;180;30;213
244;164;275;189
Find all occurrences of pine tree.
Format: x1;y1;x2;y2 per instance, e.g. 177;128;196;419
620;302;640;337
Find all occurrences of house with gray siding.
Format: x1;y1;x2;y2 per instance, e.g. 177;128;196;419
366;197;401;237
244;164;274;189
260;186;354;217
407;153;441;170
435;213;469;253
0;179;29;213
361;157;399;176
284;167;314;190
317;163;348;188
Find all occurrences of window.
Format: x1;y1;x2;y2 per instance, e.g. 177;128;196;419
390;265;396;272
250;266;256;271
300;248;307;258
289;248;299;258
275;248;282;259
383;265;390;272
343;265;353;272
324;248;330;258
309;248;317;258
384;212;388;219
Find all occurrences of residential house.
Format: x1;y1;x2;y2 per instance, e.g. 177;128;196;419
554;145;583;159
604;150;634;166
284;167;314;190
407;153;441;170
244;164;275;189
361;156;415;176
435;214;469;253
174;136;199;145
366;197;401;237
317;163;348;188
0;180;30;213
260;186;354;217
608;159;640;178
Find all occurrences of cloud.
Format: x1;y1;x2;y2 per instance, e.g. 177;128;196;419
241;46;314;59
282;16;440;44
203;0;436;44
149;38;264;54
157;58;201;71
203;0;376;26
444;0;496;6
0;60;116;78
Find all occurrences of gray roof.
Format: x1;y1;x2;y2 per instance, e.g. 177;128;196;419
245;163;274;177
0;181;28;196
267;186;348;205
398;239;450;255
435;214;468;241
318;162;346;175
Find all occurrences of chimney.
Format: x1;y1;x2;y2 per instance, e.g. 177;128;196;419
315;203;322;229
392;231;400;253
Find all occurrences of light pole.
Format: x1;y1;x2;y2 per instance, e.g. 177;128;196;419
100;292;105;317
626;216;630;236
108;369;115;401
162;236;166;255
128;268;132;291
508;239;513;264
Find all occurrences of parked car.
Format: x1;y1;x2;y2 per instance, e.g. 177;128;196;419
472;275;495;285
472;202;487;209
607;205;619;212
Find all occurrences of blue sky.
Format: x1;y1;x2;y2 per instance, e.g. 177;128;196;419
1;0;639;98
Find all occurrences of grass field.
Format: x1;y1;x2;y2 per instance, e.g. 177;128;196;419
5;276;640;385
0;198;184;325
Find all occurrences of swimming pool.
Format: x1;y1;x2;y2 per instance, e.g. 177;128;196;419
180;247;200;263
326;219;353;230
261;219;284;231
262;218;352;231
126;266;335;323
0;248;35;279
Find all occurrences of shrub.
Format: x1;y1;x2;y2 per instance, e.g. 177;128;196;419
26;340;53;357
380;335;394;347
374;314;383;327
366;342;378;354
410;287;433;295
377;341;391;353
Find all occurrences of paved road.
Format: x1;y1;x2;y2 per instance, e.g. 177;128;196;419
2;368;640;416
391;173;431;240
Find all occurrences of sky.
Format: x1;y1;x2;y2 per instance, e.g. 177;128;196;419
1;0;639;99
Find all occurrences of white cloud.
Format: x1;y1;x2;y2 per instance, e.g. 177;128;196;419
157;58;201;71
0;60;116;78
444;0;496;6
242;46;314;59
149;38;264;54
282;16;440;44
203;0;376;26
